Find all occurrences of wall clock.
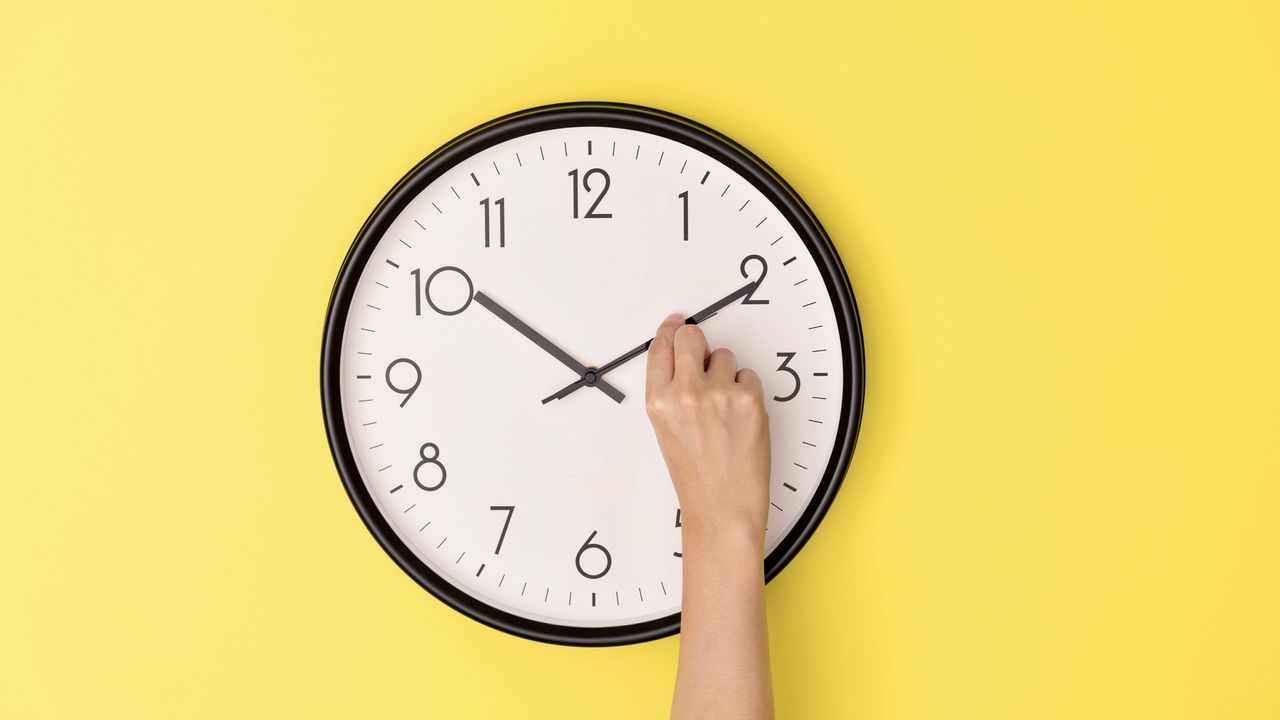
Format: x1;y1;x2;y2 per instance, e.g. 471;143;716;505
321;102;865;646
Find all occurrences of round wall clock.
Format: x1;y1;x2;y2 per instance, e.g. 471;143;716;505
321;102;865;646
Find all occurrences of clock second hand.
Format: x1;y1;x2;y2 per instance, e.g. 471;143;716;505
540;280;757;404
473;290;626;403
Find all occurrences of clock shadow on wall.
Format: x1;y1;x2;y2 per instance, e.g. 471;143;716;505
321;102;865;646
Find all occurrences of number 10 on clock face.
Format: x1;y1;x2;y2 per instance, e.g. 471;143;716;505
324;107;863;645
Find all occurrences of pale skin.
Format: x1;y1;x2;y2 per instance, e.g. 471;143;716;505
645;313;775;720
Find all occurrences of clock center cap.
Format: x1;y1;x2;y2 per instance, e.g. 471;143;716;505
583;368;599;386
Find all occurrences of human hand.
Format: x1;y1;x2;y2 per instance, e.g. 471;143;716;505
644;313;771;547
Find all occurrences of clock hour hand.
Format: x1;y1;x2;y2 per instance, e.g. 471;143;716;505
540;280;757;404
473;291;626;403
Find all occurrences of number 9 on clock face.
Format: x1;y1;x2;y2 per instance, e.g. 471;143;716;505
321;103;865;646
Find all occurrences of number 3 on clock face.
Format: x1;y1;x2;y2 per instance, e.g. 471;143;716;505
321;103;866;646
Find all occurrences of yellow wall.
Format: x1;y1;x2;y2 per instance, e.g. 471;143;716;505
3;1;1278;717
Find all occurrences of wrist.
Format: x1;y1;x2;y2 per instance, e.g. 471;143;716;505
679;507;766;555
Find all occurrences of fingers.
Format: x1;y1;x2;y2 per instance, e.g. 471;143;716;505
707;347;738;383
735;367;764;397
673;323;710;383
646;313;684;389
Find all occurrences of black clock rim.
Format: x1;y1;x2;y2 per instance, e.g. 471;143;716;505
320;101;866;647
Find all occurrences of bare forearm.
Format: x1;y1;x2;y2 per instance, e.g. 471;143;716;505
672;519;774;720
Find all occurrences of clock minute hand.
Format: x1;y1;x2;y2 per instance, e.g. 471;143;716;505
473;291;625;403
540;280;757;404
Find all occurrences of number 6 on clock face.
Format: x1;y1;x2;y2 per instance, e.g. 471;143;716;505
321;103;865;646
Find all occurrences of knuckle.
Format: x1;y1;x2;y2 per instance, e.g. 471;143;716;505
674;324;704;343
710;347;736;364
677;389;701;409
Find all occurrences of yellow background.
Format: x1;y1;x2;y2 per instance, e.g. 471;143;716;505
3;1;1278;717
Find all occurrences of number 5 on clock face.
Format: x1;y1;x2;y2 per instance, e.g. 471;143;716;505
321;103;865;646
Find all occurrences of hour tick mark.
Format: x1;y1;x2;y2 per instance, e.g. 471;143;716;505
794;278;809;286
808;324;823;330
813;372;829;377
516;152;522;167
437;537;447;549
390;484;403;493
812;348;828;353
756;217;767;228
615;591;620;606
658;151;664;165
700;171;710;185
635;145;640;159
802;301;816;307
357;351;372;356
521;582;527;596
492;160;501;175
660;582;668;596
802;441;817;447
794;462;808;470
357;375;371;379
680;159;687;174
587;140;592;155
638;587;644;601
366;304;381;310
384;259;399;268
771;236;784;246
357;398;371;403
771;502;783;512
739;199;749;211
476;564;485;577
499;574;505;587
432;202;442;214
611;141;616;156
568;591;573;605
539;145;545;161
362;421;376;427
398;238;412;249
783;483;797;492
456;551;465;564
419;522;430;532
414;220;426;231
450;186;460;199
721;184;730;197
544;588;549;602
591;592;596;607
403;504;415;513
808;418;823;424
812;395;828;400
360;327;375;333
563;141;568;157
470;172;480;186
783;256;797;266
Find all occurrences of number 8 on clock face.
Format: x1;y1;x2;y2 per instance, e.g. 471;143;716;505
321;103;866;646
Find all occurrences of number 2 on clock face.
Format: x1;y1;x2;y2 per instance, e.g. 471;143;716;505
323;105;863;646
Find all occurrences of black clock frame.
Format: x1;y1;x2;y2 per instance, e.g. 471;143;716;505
321;102;866;646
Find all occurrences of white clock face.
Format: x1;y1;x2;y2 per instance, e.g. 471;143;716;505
326;108;860;642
